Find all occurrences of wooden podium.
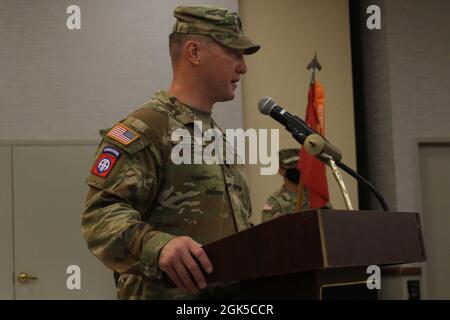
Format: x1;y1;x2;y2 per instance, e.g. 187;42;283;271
198;210;426;299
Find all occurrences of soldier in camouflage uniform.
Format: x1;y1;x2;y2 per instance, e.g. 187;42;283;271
261;148;310;222
81;5;260;299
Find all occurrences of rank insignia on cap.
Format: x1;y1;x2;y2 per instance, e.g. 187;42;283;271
91;146;122;178
107;123;140;146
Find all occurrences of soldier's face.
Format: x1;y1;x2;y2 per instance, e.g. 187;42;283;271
200;42;247;102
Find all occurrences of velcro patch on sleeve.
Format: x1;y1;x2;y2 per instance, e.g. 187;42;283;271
107;123;140;146
262;203;273;211
91;146;122;178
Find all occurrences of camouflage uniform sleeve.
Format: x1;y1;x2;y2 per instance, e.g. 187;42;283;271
261;196;283;223
81;112;176;279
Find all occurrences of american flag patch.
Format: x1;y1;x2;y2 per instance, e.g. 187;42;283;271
107;123;140;146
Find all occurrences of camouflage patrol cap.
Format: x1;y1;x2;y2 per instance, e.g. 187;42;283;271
172;5;260;55
279;148;300;169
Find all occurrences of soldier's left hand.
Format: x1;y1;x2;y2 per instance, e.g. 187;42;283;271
158;236;213;293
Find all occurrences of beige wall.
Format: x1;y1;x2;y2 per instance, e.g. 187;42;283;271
0;0;241;140
240;0;358;224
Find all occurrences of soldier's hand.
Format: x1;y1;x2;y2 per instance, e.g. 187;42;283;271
158;236;213;294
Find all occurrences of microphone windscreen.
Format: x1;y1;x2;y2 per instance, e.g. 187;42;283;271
258;97;276;115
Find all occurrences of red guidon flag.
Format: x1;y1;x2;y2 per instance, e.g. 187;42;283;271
297;81;329;209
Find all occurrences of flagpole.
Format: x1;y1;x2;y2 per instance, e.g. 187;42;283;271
296;53;323;211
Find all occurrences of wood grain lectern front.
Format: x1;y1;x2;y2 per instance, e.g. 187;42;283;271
196;209;426;299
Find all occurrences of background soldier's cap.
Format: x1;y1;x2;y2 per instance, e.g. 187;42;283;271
279;148;300;169
172;5;260;55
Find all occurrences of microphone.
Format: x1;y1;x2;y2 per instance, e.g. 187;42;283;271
258;96;342;162
258;97;314;143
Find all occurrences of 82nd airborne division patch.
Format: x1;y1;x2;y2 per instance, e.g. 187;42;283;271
91;146;122;178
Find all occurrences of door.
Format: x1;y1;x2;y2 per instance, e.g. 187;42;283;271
0;146;14;299
13;144;116;299
418;142;450;299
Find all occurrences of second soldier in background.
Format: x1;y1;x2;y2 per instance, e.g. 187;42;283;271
262;148;310;222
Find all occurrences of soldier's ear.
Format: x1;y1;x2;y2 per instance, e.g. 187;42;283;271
185;40;201;65
278;168;286;176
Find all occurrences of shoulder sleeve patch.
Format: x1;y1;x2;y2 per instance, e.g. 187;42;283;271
107;123;140;146
90;145;122;178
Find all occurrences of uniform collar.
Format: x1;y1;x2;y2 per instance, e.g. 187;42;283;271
281;184;297;197
153;91;197;126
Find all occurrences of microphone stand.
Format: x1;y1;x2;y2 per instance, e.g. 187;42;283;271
287;124;390;211
322;154;353;210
